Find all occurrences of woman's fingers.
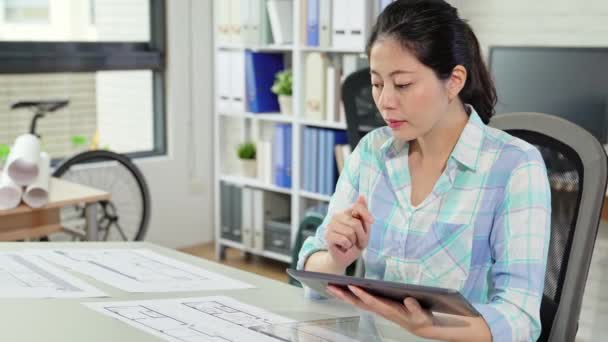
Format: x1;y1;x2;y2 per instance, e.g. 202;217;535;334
325;231;353;250
330;222;358;246
326;285;371;311
337;214;368;249
352;196;374;225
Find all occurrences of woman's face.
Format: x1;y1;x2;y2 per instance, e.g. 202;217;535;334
369;37;451;141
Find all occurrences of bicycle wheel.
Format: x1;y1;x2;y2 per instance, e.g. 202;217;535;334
51;150;150;241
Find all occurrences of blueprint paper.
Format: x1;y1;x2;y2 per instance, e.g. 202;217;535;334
0;252;106;298
84;296;294;342
30;249;254;292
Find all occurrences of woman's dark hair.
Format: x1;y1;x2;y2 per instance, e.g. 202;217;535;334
366;0;496;123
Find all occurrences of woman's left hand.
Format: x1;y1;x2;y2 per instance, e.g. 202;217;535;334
326;285;435;338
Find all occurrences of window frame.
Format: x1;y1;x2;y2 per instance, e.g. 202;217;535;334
0;0;167;159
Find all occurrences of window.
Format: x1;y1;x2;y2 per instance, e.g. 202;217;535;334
0;0;166;159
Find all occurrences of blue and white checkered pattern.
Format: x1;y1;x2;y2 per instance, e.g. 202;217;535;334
297;107;551;342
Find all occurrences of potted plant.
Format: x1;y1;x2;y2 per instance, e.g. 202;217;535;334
236;142;257;178
271;69;293;116
0;144;9;169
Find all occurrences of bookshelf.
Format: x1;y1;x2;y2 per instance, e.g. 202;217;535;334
213;0;389;263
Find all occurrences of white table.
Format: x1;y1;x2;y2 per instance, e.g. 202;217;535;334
0;242;429;341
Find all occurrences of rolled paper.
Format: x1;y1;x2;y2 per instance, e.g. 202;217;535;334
0;169;22;210
6;134;41;186
23;152;51;209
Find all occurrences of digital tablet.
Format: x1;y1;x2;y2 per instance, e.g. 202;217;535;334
287;269;480;317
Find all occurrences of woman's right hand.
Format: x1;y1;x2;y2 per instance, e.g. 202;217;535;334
325;196;374;270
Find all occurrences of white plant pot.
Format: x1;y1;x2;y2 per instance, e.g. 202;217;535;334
239;159;257;178
278;95;293;116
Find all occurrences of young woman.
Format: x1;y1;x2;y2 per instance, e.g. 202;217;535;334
297;1;551;341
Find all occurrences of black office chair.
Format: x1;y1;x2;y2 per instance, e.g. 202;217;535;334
342;68;385;150
490;112;608;342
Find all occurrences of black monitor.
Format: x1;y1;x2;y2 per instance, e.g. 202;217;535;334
489;47;608;143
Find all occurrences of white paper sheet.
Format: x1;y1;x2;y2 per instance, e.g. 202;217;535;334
22;151;50;208
5;134;40;186
0;252;106;298
84;296;294;342
31;249;255;292
0;171;22;210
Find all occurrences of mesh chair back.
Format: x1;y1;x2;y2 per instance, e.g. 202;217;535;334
490;113;607;342
342;68;385;150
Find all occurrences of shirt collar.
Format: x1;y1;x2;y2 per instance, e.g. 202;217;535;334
380;104;486;172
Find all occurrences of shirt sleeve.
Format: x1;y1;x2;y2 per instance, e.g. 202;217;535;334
473;147;552;342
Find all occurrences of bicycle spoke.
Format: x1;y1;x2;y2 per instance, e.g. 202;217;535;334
112;221;129;241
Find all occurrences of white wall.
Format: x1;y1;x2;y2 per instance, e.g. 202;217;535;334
134;0;214;248
451;0;608;55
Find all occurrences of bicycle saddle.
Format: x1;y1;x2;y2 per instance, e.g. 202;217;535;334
10;100;69;113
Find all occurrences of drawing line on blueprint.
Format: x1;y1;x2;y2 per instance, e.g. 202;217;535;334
105;305;233;342
54;250;209;282
0;255;79;291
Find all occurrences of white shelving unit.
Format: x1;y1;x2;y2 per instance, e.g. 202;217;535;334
212;0;380;264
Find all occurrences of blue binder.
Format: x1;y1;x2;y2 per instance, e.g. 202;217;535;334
274;124;292;188
273;124;285;186
310;128;319;193
319;129;328;195
307;0;320;46
303;128;312;192
245;51;284;113
283;124;292;188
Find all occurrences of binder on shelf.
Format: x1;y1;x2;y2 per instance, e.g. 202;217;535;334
325;61;341;123
240;0;252;46
241;187;254;248
256;139;273;184
317;129;327;195
273;124;292;188
245;51;284;113
231;51;247;113
319;0;332;48
216;0;232;43
216;50;232;114
309;128;321;193
347;0;373;52
302;128;312;192
304;52;328;121
228;0;243;44
306;0;319;47
220;182;232;239
232;184;243;241
331;0;372;51
331;0;348;50
284;124;293;188
252;189;265;250
273;124;284;187
299;0;307;44
245;0;273;46
251;189;291;251
267;0;294;44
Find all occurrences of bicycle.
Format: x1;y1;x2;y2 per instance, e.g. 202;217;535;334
9;100;151;241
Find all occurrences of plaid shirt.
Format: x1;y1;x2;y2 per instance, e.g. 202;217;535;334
297;107;551;342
